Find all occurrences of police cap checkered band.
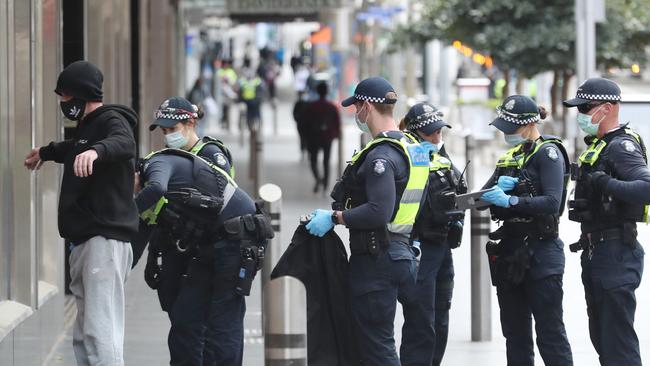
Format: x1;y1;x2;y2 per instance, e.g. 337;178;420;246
575;93;621;102
354;94;397;104
341;77;396;107
496;107;539;125
407;111;444;130
154;107;198;121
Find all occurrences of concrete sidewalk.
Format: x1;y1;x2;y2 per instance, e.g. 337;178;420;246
47;100;650;365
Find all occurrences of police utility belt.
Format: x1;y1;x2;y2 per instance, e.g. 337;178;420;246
156;188;274;253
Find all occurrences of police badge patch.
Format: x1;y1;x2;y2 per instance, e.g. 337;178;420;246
505;99;516;110
622;140;637;153
546;147;559;161
214;153;228;167
373;159;386;175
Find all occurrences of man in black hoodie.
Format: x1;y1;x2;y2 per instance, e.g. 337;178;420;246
24;60;138;366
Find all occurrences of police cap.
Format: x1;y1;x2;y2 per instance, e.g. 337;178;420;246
150;96;199;131
405;102;451;136
563;77;621;107
490;95;540;134
341;77;397;107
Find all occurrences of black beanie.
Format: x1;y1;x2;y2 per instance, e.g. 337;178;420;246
55;61;104;101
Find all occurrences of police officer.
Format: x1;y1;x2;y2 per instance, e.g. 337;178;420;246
398;103;466;366
305;77;429;365
564;78;650;366
136;146;270;365
480;95;573;365
149;96;234;177
132;97;236;267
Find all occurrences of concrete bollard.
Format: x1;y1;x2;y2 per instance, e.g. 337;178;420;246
470;207;492;341
264;276;308;366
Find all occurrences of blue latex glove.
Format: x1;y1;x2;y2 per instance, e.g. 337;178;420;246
481;186;511;208
497;176;519;192
305;209;335;237
420;141;439;155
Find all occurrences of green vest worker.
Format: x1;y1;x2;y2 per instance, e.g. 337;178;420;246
306;77;429;365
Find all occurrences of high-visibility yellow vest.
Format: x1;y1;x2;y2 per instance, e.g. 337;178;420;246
240;77;261;101
578;128;649;222
349;134;430;235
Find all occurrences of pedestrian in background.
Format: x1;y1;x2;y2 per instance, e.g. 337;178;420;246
304;82;341;193
24;60;139;366
217;59;238;129
238;65;264;131
480;95;573;365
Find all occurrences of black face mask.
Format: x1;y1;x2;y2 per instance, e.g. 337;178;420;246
60;98;86;121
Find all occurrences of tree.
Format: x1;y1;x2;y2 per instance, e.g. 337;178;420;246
597;0;650;69
394;0;650;132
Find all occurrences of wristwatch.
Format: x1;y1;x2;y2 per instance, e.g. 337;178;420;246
508;196;519;207
331;211;339;225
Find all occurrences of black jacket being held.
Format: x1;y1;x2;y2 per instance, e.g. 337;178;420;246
271;225;360;366
40;104;139;244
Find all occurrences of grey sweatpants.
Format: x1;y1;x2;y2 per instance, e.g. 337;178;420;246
69;236;133;366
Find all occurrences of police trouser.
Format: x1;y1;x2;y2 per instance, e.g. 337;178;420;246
580;237;644;366
400;239;454;366
156;240;245;366
496;273;573;366
349;240;418;366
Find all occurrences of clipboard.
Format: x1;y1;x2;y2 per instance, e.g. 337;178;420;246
455;189;493;210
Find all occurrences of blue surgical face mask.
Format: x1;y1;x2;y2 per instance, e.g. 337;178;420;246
355;103;371;133
504;133;527;147
577;104;606;136
164;130;188;149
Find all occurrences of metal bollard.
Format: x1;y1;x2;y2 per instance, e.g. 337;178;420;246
272;98;278;135
264;276;308;366
470;207;492;341
259;183;283;283
249;125;262;193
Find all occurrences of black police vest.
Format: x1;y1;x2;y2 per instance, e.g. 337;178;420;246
490;136;570;225
570;128;649;226
191;136;235;177
416;153;467;240
331;139;406;221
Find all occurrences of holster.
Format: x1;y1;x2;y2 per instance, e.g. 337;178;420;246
349;228;390;255
447;222;463;249
144;247;162;290
222;213;274;244
623;222;638;247
485;241;501;286
486;240;532;287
